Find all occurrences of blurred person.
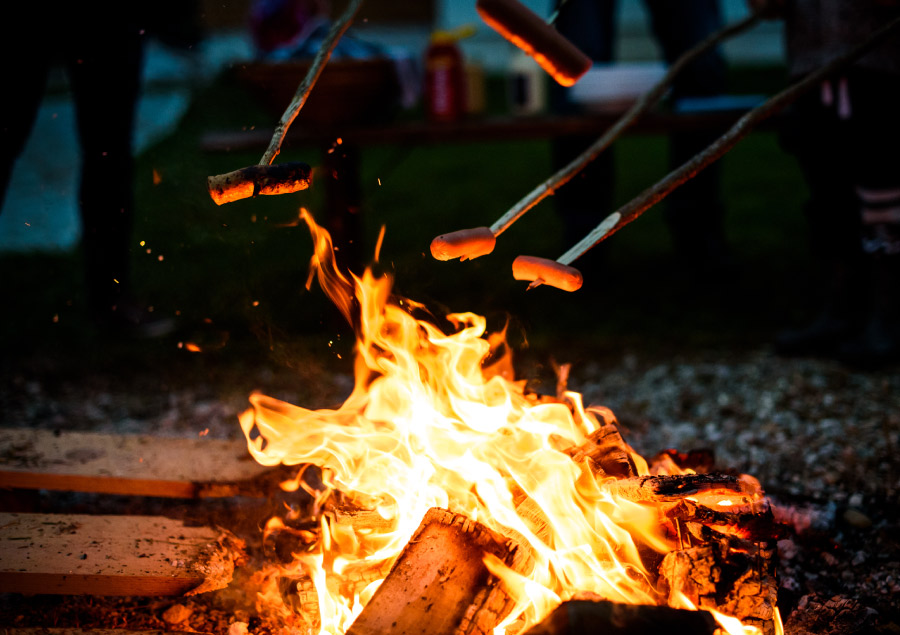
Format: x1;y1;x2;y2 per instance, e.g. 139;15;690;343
750;0;900;365
550;0;731;277
0;2;185;338
249;0;329;56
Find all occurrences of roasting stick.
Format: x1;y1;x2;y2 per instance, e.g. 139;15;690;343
429;11;761;262
515;13;900;291
207;0;364;205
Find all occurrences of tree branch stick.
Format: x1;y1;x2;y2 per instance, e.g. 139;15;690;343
489;11;760;236
555;13;900;268
259;0;365;166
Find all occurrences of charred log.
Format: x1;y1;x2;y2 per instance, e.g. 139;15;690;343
665;499;786;543
523;599;718;635
602;473;755;503
658;532;778;635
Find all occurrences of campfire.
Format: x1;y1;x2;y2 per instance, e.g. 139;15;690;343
234;211;783;635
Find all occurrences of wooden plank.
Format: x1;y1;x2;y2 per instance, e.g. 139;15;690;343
3;631;205;635
0;513;244;596
346;508;530;635
0;428;277;498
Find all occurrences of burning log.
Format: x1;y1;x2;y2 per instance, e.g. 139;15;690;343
522;599;718;635
502;422;638;545
649;448;716;474
345;508;530;635
601;473;755;503
664;499;786;543
658;532;778;635
565;422;638;479
332;505;399;533
264;504;399;564
278;559;396;627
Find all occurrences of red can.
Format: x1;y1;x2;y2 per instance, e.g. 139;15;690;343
425;31;468;123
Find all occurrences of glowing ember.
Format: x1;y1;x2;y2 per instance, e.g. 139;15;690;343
239;210;780;634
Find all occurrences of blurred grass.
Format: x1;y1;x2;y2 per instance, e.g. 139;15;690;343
0;65;812;373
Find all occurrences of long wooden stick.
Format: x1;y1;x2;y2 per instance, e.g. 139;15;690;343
259;0;365;166
552;13;900;269
488;11;760;236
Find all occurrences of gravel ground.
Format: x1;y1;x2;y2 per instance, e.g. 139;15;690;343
566;351;900;634
1;345;898;634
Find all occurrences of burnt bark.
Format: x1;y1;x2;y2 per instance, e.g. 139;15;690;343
522;599;718;635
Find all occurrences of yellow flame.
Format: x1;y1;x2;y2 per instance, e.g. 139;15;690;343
240;211;767;633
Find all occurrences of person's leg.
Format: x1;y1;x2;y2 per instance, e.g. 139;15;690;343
66;7;144;319
775;81;865;355
838;70;900;365
643;0;730;274
0;6;52;210
550;0;616;267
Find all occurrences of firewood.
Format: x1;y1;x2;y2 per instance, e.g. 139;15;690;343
278;558;395;624
649;448;715;474
522;599;718;635
658;535;778;635
263;505;398;565
664;499;786;543
566;423;638;479
0;513;245;596
331;505;399;533
345;508;531;635
0;428;281;499
4;631;207;635
601;473;754;503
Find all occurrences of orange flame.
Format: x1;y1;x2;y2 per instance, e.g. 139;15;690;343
240;210;774;633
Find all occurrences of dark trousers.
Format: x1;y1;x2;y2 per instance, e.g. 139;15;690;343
551;0;728;258
0;4;144;313
780;70;900;264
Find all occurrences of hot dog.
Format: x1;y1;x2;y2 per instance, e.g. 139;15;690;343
430;227;497;261
512;255;583;291
477;0;592;87
207;162;312;206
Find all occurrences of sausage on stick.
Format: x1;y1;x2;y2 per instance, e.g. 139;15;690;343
206;0;364;205
519;14;900;291
428;12;760;262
